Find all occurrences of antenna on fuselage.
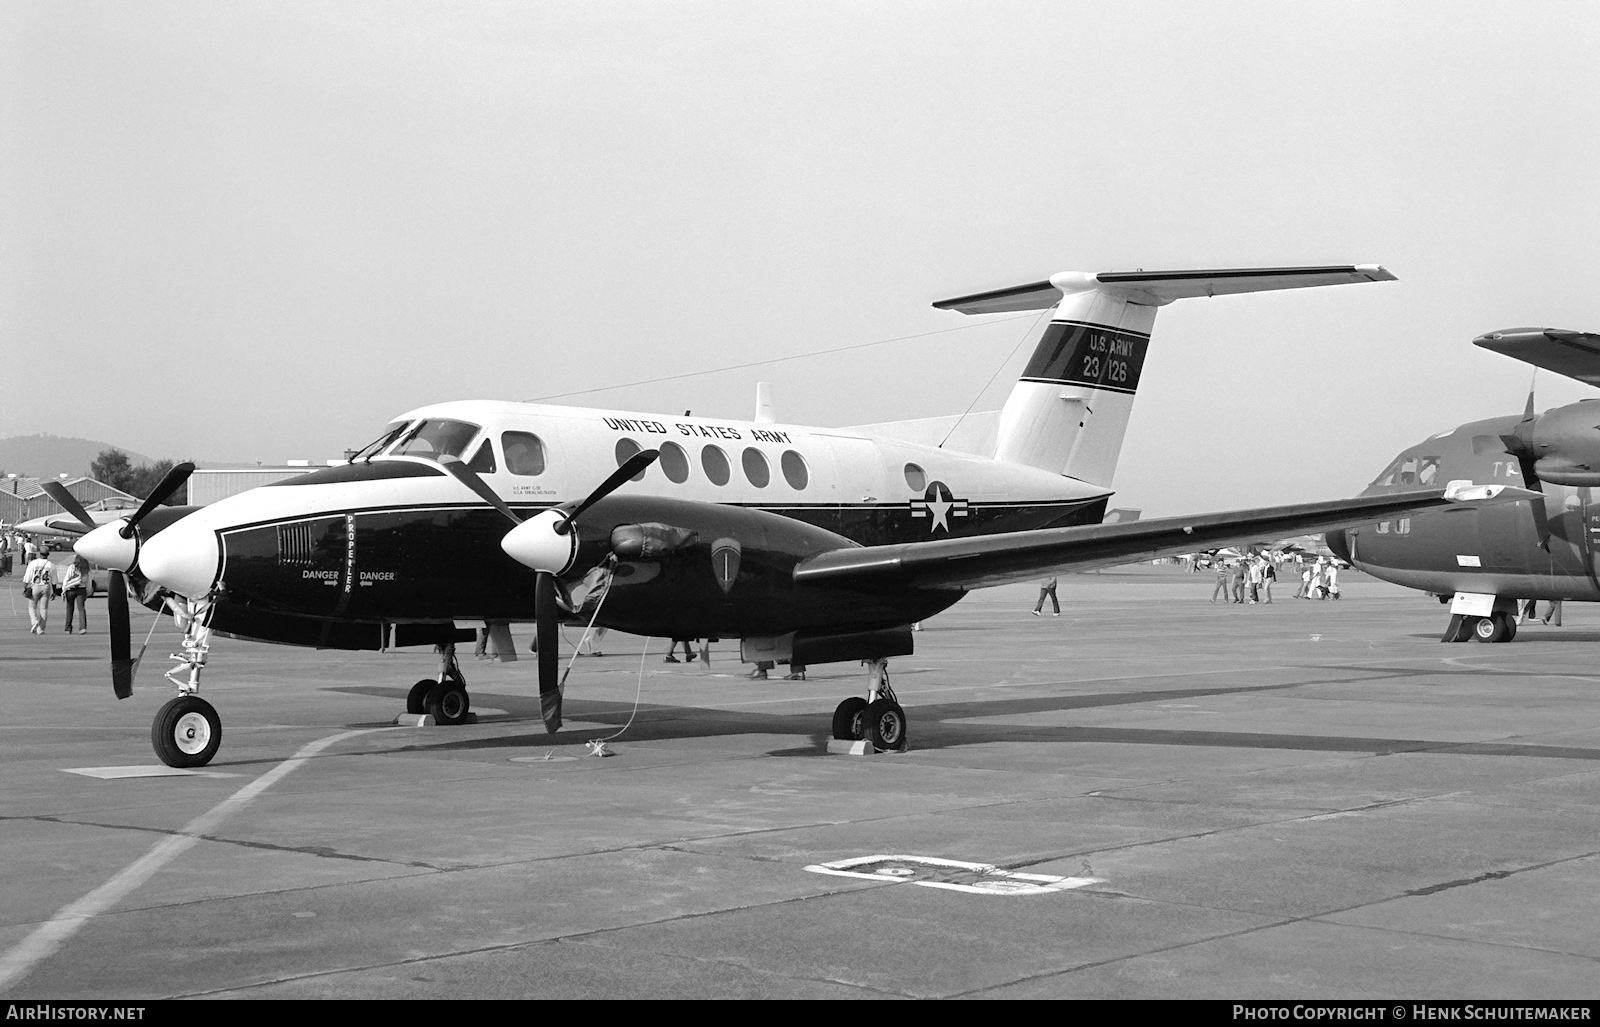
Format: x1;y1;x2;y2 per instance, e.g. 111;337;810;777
754;382;775;424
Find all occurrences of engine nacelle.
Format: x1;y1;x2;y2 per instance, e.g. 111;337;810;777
1516;401;1600;486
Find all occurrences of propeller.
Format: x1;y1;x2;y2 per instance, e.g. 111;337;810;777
50;464;195;699
1499;393;1552;550
438;449;659;733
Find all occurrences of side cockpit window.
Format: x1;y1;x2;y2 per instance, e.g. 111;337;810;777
502;431;547;476
1373;452;1442;488
467;439;496;474
389;419;482;461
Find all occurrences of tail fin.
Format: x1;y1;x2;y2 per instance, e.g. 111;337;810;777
934;265;1395;486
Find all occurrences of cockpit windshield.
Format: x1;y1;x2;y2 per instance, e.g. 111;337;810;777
387;419;483;461
348;422;410;463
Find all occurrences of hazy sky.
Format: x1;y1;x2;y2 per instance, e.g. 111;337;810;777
4;1;1596;513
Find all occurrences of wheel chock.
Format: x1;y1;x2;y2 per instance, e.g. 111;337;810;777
394;713;435;727
827;738;875;756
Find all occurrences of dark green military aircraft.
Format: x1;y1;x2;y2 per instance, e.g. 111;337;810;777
1330;328;1600;643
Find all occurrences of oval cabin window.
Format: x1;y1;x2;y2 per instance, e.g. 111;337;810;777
615;438;647;482
904;463;927;492
701;445;731;486
659;442;690;483
781;450;809;489
742;448;770;488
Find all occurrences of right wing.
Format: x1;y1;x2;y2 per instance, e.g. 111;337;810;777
1474;328;1600;387
794;485;1534;592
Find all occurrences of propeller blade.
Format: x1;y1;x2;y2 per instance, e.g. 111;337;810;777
557;450;659;534
437;455;523;526
1527;490;1553;551
119;463;195;539
40;481;97;532
109;570;134;699
535;571;562;733
1501;411;1552;551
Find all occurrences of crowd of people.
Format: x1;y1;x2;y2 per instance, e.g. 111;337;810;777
1209;553;1341;604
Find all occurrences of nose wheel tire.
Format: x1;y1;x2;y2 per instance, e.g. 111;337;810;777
865;698;907;752
426;683;471;725
1473;613;1512;643
832;697;868;740
152;695;222;768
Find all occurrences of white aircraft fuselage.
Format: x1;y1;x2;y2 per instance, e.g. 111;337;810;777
136;399;1112;644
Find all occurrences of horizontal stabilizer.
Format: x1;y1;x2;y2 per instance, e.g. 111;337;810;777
1473;328;1600;386
934;265;1395;314
793;485;1536;592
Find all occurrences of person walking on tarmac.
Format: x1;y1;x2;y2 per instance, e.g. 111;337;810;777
1203;559;1228;601
1033;577;1060;616
24;548;57;635
60;555;90;633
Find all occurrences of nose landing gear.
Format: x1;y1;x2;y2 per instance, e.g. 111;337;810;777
1441;611;1516;643
152;605;221;768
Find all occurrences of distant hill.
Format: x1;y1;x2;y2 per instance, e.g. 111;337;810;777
0;434;157;478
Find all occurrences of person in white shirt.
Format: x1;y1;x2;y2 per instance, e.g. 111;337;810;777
23;551;56;634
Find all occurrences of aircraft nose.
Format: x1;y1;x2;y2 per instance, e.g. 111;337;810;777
138;518;220;598
75;520;138;572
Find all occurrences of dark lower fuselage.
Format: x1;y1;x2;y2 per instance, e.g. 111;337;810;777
197;481;1105;648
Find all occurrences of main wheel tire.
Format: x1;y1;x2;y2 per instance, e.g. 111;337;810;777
1503;616;1518;642
426;683;471;725
1472;614;1509;643
832;697;868;741
865;698;908;752
407;679;434;715
152;695;222;768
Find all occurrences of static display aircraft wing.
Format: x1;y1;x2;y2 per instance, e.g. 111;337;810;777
1474;328;1600;387
14;510;128;538
793;485;1536;592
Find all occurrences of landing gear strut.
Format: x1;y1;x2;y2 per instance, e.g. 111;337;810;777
830;658;907;752
408;643;472;725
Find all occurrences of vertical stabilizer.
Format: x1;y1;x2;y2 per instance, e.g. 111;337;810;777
934;265;1394;486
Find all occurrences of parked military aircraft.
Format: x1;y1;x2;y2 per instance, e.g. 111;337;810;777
1329;327;1600;643
16;501;172;540
68;265;1527;768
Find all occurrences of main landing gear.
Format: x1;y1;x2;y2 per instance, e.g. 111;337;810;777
1440;612;1516;643
406;643;472;726
151;609;222;768
830;658;908;752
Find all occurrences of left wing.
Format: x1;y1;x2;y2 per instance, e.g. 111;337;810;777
793;485;1534;591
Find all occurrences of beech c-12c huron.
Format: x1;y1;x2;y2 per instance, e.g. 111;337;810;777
56;265;1529;768
1330;327;1600;643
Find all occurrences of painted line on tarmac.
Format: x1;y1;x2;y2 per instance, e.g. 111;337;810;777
0;726;394;992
